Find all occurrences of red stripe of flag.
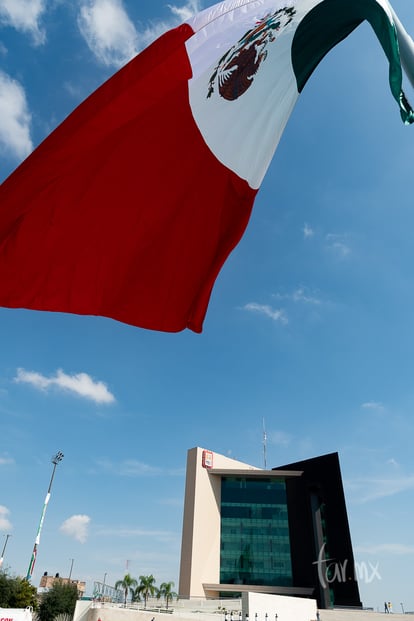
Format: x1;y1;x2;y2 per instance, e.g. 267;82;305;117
0;23;256;333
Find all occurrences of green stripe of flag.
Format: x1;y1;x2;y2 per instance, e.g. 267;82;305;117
291;0;414;124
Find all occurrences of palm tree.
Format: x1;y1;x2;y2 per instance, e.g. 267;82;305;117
114;573;138;607
137;574;157;608
157;581;177;609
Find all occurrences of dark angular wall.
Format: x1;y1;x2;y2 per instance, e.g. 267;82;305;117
274;452;362;609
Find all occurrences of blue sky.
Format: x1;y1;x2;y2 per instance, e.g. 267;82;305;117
1;0;414;613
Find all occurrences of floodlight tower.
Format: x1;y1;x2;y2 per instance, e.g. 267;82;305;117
26;451;64;581
0;533;11;569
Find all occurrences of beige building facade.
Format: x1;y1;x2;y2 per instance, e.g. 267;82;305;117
178;447;304;600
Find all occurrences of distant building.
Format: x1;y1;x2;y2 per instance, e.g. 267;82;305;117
39;572;86;598
178;447;361;609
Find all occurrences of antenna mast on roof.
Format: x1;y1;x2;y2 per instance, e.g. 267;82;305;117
263;418;267;469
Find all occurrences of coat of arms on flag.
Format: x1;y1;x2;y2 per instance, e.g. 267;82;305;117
207;7;296;101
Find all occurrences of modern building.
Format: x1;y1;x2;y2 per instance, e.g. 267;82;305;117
178;447;361;609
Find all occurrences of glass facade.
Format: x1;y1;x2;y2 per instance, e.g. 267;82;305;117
220;477;293;586
320;500;335;607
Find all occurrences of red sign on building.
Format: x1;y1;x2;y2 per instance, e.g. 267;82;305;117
202;450;213;469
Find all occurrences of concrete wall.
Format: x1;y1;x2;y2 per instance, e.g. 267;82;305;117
242;592;317;621
319;611;408;621
74;600;412;621
0;608;33;621
89;607;154;621
73;601;93;621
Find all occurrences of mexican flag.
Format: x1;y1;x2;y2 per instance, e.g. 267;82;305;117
0;0;412;333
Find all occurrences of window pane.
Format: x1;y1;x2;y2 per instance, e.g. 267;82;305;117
220;477;293;587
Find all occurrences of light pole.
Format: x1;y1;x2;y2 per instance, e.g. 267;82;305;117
0;534;11;569
26;451;64;581
69;558;74;581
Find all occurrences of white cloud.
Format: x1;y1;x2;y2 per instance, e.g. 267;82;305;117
268;430;292;447
291;287;321;305
356;543;414;556
0;506;12;531
326;233;351;257
96;526;174;538
78;0;138;67
95;458;161;476
273;287;324;307
167;0;200;21
0;456;14;465
303;223;314;238
94;458;184;477
361;401;385;412
292;289;315;304
0;0;46;45
158;497;184;507
330;241;351;257
77;0;201;67
386;458;399;468
60;514;90;543
14;368;115;404
136;1;201;50
114;459;160;476
349;474;414;503
0;71;33;160
243;303;288;324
